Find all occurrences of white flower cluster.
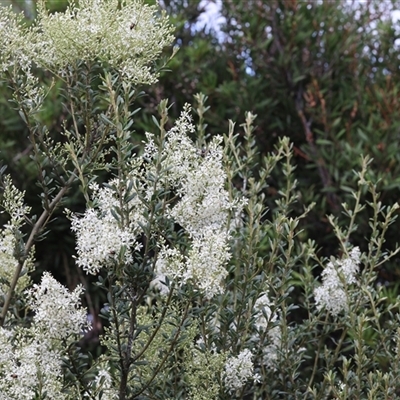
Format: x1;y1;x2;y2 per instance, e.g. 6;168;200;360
157;110;232;236
0;6;45;112
0;0;173;113
85;363;119;400
253;292;276;331
224;349;255;392
147;105;243;298
1;176;31;227
0;273;89;399
0;330;66;400
26;272;89;339
262;326;281;370
70;180;145;274
32;0;174;83
251;292;281;370
0;7;33;73
154;230;231;299
0;176;33;297
314;247;361;316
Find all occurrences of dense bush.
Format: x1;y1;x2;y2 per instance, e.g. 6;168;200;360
1;0;400;399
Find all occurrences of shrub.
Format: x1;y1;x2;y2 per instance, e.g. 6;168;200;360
1;1;400;399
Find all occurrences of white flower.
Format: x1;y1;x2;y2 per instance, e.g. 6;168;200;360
0;8;45;111
70;178;145;274
253;292;277;331
0;7;34;73
184;231;231;298
314;247;361;316
0;274;89;397
1;175;31;227
162;107;234;238
224;349;255;392
71;208;137;274
0;230;27;297
155;230;231;299
340;246;361;284
32;0;174;84
144;105;243;297
0;0;174;114
26;272;89;340
250;292;281;370
262;326;281;370
0;327;67;399
85;364;119;400
146;105;240;238
0;176;34;296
